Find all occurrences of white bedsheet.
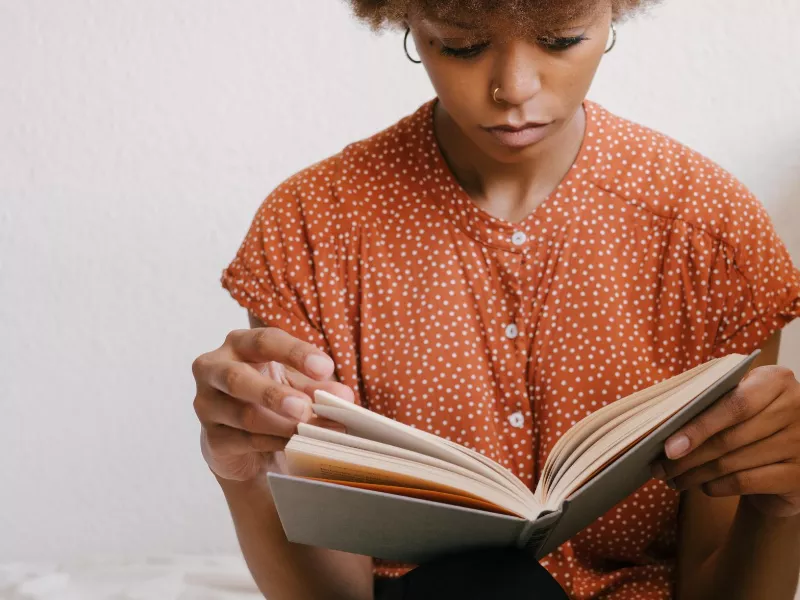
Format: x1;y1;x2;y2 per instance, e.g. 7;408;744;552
0;555;262;600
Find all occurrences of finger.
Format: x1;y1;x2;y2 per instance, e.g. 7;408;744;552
669;427;800;491
258;361;290;386
204;424;288;456
308;415;348;433
701;463;800;498
202;360;313;421
226;328;335;380
663;368;788;460
195;389;298;438
284;368;356;404
652;399;792;480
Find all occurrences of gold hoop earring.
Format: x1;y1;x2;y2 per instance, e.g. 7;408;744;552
604;23;617;54
492;86;502;104
404;27;422;64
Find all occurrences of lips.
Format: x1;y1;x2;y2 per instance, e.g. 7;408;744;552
487;122;550;132
482;121;554;149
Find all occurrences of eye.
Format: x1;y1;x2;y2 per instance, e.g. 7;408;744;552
538;35;588;52
439;42;490;59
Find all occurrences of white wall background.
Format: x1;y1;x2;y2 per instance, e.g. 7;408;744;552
2;0;800;568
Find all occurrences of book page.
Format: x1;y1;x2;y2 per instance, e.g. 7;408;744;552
538;359;718;495
544;354;743;507
539;394;656;501
284;436;537;519
296;423;532;506
546;389;690;503
439;438;534;499
303;477;518;516
540;375;700;500
312;391;534;502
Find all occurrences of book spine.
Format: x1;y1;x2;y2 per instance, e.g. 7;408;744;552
516;510;562;555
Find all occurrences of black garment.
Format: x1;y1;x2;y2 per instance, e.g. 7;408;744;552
374;548;569;599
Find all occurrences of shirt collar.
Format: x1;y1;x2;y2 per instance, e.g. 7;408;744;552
419;98;602;253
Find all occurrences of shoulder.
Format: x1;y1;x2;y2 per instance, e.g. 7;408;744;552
587;101;767;253
262;101;434;224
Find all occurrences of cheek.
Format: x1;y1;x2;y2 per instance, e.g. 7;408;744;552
423;61;490;116
548;51;605;103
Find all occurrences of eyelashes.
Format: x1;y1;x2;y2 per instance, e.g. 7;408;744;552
539;35;589;51
439;35;589;59
439;42;491;59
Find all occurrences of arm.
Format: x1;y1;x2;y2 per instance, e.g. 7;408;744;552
216;470;374;600
675;331;800;600
223;315;373;600
196;315;373;600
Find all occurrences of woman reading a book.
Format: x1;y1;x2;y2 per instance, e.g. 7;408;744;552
191;0;800;598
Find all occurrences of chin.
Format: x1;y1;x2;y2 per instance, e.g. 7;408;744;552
480;136;553;164
484;148;538;164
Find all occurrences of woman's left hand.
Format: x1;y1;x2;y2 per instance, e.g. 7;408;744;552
651;365;800;518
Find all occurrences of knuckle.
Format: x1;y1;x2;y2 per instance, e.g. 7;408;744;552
239;403;262;432
685;421;708;444
223;365;245;395
728;472;748;495
758;365;793;387
224;329;245;347
725;390;751;421
712;455;732;478
260;384;283;411
715;427;740;452
193;394;206;419
778;367;796;386
251;328;275;355
287;340;312;370
191;355;211;380
769;364;791;378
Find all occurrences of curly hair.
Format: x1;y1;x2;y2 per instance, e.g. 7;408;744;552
345;0;658;35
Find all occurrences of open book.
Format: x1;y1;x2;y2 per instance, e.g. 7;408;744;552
268;351;758;563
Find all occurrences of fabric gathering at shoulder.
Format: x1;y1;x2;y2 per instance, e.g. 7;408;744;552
586;104;800;359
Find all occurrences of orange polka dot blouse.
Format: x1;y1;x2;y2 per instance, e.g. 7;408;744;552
222;99;800;599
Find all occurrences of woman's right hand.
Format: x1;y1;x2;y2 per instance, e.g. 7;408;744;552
192;327;355;482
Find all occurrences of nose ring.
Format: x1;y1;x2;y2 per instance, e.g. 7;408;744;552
492;86;502;104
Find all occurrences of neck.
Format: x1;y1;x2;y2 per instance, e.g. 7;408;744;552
433;102;586;224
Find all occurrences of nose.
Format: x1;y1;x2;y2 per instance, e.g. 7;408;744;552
492;41;543;106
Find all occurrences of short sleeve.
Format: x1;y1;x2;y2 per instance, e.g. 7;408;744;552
707;190;800;358
221;182;329;353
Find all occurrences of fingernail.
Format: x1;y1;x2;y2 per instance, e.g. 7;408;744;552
305;354;333;377
650;463;667;480
665;435;690;459
282;396;310;421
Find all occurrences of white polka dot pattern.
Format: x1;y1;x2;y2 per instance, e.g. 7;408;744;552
221;99;800;599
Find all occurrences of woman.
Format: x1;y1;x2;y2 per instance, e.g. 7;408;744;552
191;1;800;598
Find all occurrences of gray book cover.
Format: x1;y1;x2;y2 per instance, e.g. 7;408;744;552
269;351;758;562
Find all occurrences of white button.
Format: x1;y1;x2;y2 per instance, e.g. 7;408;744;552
505;324;519;339
508;411;525;428
511;231;527;246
